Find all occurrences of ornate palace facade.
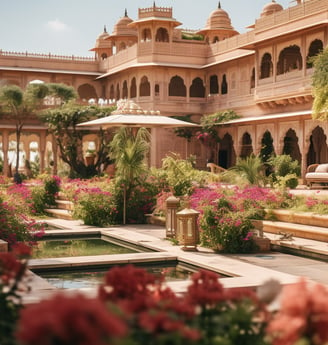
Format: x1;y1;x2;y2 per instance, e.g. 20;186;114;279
0;0;327;177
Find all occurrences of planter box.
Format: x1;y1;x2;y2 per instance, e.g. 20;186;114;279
254;236;271;252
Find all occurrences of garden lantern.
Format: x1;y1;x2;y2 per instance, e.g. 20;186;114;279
176;201;200;251
165;195;180;238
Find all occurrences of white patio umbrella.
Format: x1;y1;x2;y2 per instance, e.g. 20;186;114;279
78;100;198;224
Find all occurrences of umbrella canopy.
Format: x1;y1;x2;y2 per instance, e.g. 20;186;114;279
78;100;198;129
78;113;198;128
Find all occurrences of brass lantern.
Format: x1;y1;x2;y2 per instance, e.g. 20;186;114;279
176;202;200;251
165;195;180;238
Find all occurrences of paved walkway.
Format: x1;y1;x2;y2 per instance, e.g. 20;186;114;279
24;217;328;304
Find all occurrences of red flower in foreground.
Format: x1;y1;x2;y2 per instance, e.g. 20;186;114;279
186;269;224;306
98;264;161;313
0;252;23;284
267;278;328;345
16;293;126;345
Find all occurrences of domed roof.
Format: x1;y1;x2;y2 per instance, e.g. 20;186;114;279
97;26;110;40
260;0;283;17
112;9;137;36
205;2;234;30
92;26;111;50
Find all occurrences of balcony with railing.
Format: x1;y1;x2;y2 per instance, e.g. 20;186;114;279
255;69;313;105
255;0;328;32
0;50;99;74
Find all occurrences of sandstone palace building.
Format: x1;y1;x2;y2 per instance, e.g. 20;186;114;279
0;0;327;178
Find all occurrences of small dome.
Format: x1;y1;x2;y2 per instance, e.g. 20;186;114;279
97;26;110;40
260;0;283;17
205;2;234;30
112;9;136;36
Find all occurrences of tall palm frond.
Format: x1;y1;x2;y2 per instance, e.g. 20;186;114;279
229;155;266;186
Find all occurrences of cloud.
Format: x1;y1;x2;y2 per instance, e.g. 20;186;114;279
46;19;70;32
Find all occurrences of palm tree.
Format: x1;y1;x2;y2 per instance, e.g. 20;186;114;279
229;155;266;186
110;127;150;224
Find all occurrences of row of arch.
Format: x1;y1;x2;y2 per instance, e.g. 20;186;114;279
217;126;328;173
141;27;170;43
260;39;323;79
107;74;230;100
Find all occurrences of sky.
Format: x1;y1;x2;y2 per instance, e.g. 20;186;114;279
1;0;292;57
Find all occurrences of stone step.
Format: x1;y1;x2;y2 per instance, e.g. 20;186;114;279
56;192;70;201
269;209;328;228
55;199;74;211
262;220;328;242
44;208;73;220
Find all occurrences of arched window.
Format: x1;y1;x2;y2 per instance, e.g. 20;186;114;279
139;76;150;97
169;76;186;97
283;129;301;164
156;27;169;42
218;133;236;168
250;68;255;89
306;39;323;68
109;84;115;100
141;28;152;42
190;77;205;98
240;132;253;158
209;75;219;94
260;53;273;79
119;42;126;51
77;83;97;100
307;126;328;165
130;77;137;98
277;45;302;75
116;83;120;100
122;80;128;99
155;84;160;96
259;131;274;163
221;74;228;95
101;53;108;60
212;36;219;43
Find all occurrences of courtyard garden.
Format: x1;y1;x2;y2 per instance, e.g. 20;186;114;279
1;105;328;344
1;150;328;344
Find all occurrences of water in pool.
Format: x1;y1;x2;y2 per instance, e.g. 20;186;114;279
32;237;139;258
36;263;198;289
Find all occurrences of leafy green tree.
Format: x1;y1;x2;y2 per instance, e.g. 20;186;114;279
0;84;46;177
109;127;150;224
39;103;114;178
311;47;328;120
0;83;76;179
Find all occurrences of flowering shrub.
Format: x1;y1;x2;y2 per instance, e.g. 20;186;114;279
16;294;127;345
73;188;119;226
0;256;327;345
15;265;269;345
267;278;328;345
190;184;287;253
5;183;35;216
63;176;159;225
0;195;44;246
0;243;31;345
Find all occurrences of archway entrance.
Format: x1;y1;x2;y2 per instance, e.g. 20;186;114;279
283;129;301;164
240;132;253;159
307;126;328;165
218;133;235;169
